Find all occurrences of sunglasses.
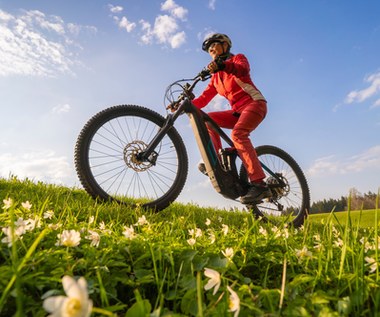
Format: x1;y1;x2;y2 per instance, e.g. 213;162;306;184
208;41;222;52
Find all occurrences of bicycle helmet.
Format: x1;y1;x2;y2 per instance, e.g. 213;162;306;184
202;33;232;52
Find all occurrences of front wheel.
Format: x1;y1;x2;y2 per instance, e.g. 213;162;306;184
74;105;189;211
240;145;310;227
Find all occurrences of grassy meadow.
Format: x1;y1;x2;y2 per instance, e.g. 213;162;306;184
0;177;380;316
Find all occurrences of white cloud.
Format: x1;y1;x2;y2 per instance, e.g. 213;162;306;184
23;10;65;34
344;71;380;105
51;104;71;115
0;9;96;77
153;15;178;43
170;31;186;48
0;151;73;184
138;15;185;49
307;145;380;177
370;98;380;109
108;4;123;14
117;16;136;32
109;4;136;33
208;95;228;111
161;0;188;21
67;23;97;36
208;0;217;10
0;10;13;22
139;20;153;44
109;1;188;49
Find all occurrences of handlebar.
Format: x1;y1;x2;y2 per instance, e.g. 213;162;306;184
165;68;211;112
197;68;211;81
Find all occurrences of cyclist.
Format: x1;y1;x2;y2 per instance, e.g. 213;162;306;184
192;33;271;204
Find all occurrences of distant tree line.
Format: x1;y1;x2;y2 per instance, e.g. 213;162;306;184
310;188;379;214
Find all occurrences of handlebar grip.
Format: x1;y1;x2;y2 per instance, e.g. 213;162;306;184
198;69;211;80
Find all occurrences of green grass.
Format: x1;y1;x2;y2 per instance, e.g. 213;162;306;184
309;209;380;228
1;176;380;316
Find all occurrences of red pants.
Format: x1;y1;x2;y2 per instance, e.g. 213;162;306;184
206;100;267;183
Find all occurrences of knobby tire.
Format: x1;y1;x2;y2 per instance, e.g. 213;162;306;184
241;145;310;227
74;105;188;211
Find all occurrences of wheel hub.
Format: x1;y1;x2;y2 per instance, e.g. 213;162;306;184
267;173;290;198
123;141;152;172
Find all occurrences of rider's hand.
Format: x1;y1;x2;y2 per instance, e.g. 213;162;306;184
207;57;225;73
207;61;219;73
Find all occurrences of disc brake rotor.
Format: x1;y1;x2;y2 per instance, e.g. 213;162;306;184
123;141;152;172
267;173;290;199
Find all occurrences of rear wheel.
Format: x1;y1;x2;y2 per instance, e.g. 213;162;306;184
240;145;310;227
74;105;188;211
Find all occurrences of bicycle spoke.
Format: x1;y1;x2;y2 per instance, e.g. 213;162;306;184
84;111;184;204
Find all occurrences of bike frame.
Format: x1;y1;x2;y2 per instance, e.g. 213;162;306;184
139;97;245;200
139;79;285;202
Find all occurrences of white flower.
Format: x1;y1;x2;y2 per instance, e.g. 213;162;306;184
21;201;32;211
135;215;149;226
188;228;203;238
44;210;54;219
295;246;313;259
85;230;100;247
314;243;323;251
227;286;240;317
56;230;81;247
99;221;112;234
1;227;22;247
123;225;136;239
26;218;37;231
14;218;28;235
44;210;55;219
332;225;340;237
334;238;344;248
99;221;106;230
281;227;290;239
48;223;62;230
2;197;13;209
222;224;229;236
187;238;196;246
43;275;93;317
204;268;221;295
360;237;372;252
222;247;234;261
365;256;378;273
208;232;216;244
259;226;268;237
205;218;211;226
88;216;95;224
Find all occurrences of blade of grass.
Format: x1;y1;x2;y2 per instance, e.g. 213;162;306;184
0;228;48;313
279;255;287;310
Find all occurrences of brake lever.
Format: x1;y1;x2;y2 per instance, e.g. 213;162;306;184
166;101;180;112
198;68;211;81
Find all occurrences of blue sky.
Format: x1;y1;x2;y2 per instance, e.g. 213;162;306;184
1;0;380;209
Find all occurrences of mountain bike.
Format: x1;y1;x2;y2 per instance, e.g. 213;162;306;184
74;69;310;227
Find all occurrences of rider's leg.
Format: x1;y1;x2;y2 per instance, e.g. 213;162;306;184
231;102;266;183
198;110;237;176
206;110;236;154
231;101;271;203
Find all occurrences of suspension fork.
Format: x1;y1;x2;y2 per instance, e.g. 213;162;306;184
136;108;182;162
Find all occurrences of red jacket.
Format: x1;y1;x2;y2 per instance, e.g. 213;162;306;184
192;54;266;114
